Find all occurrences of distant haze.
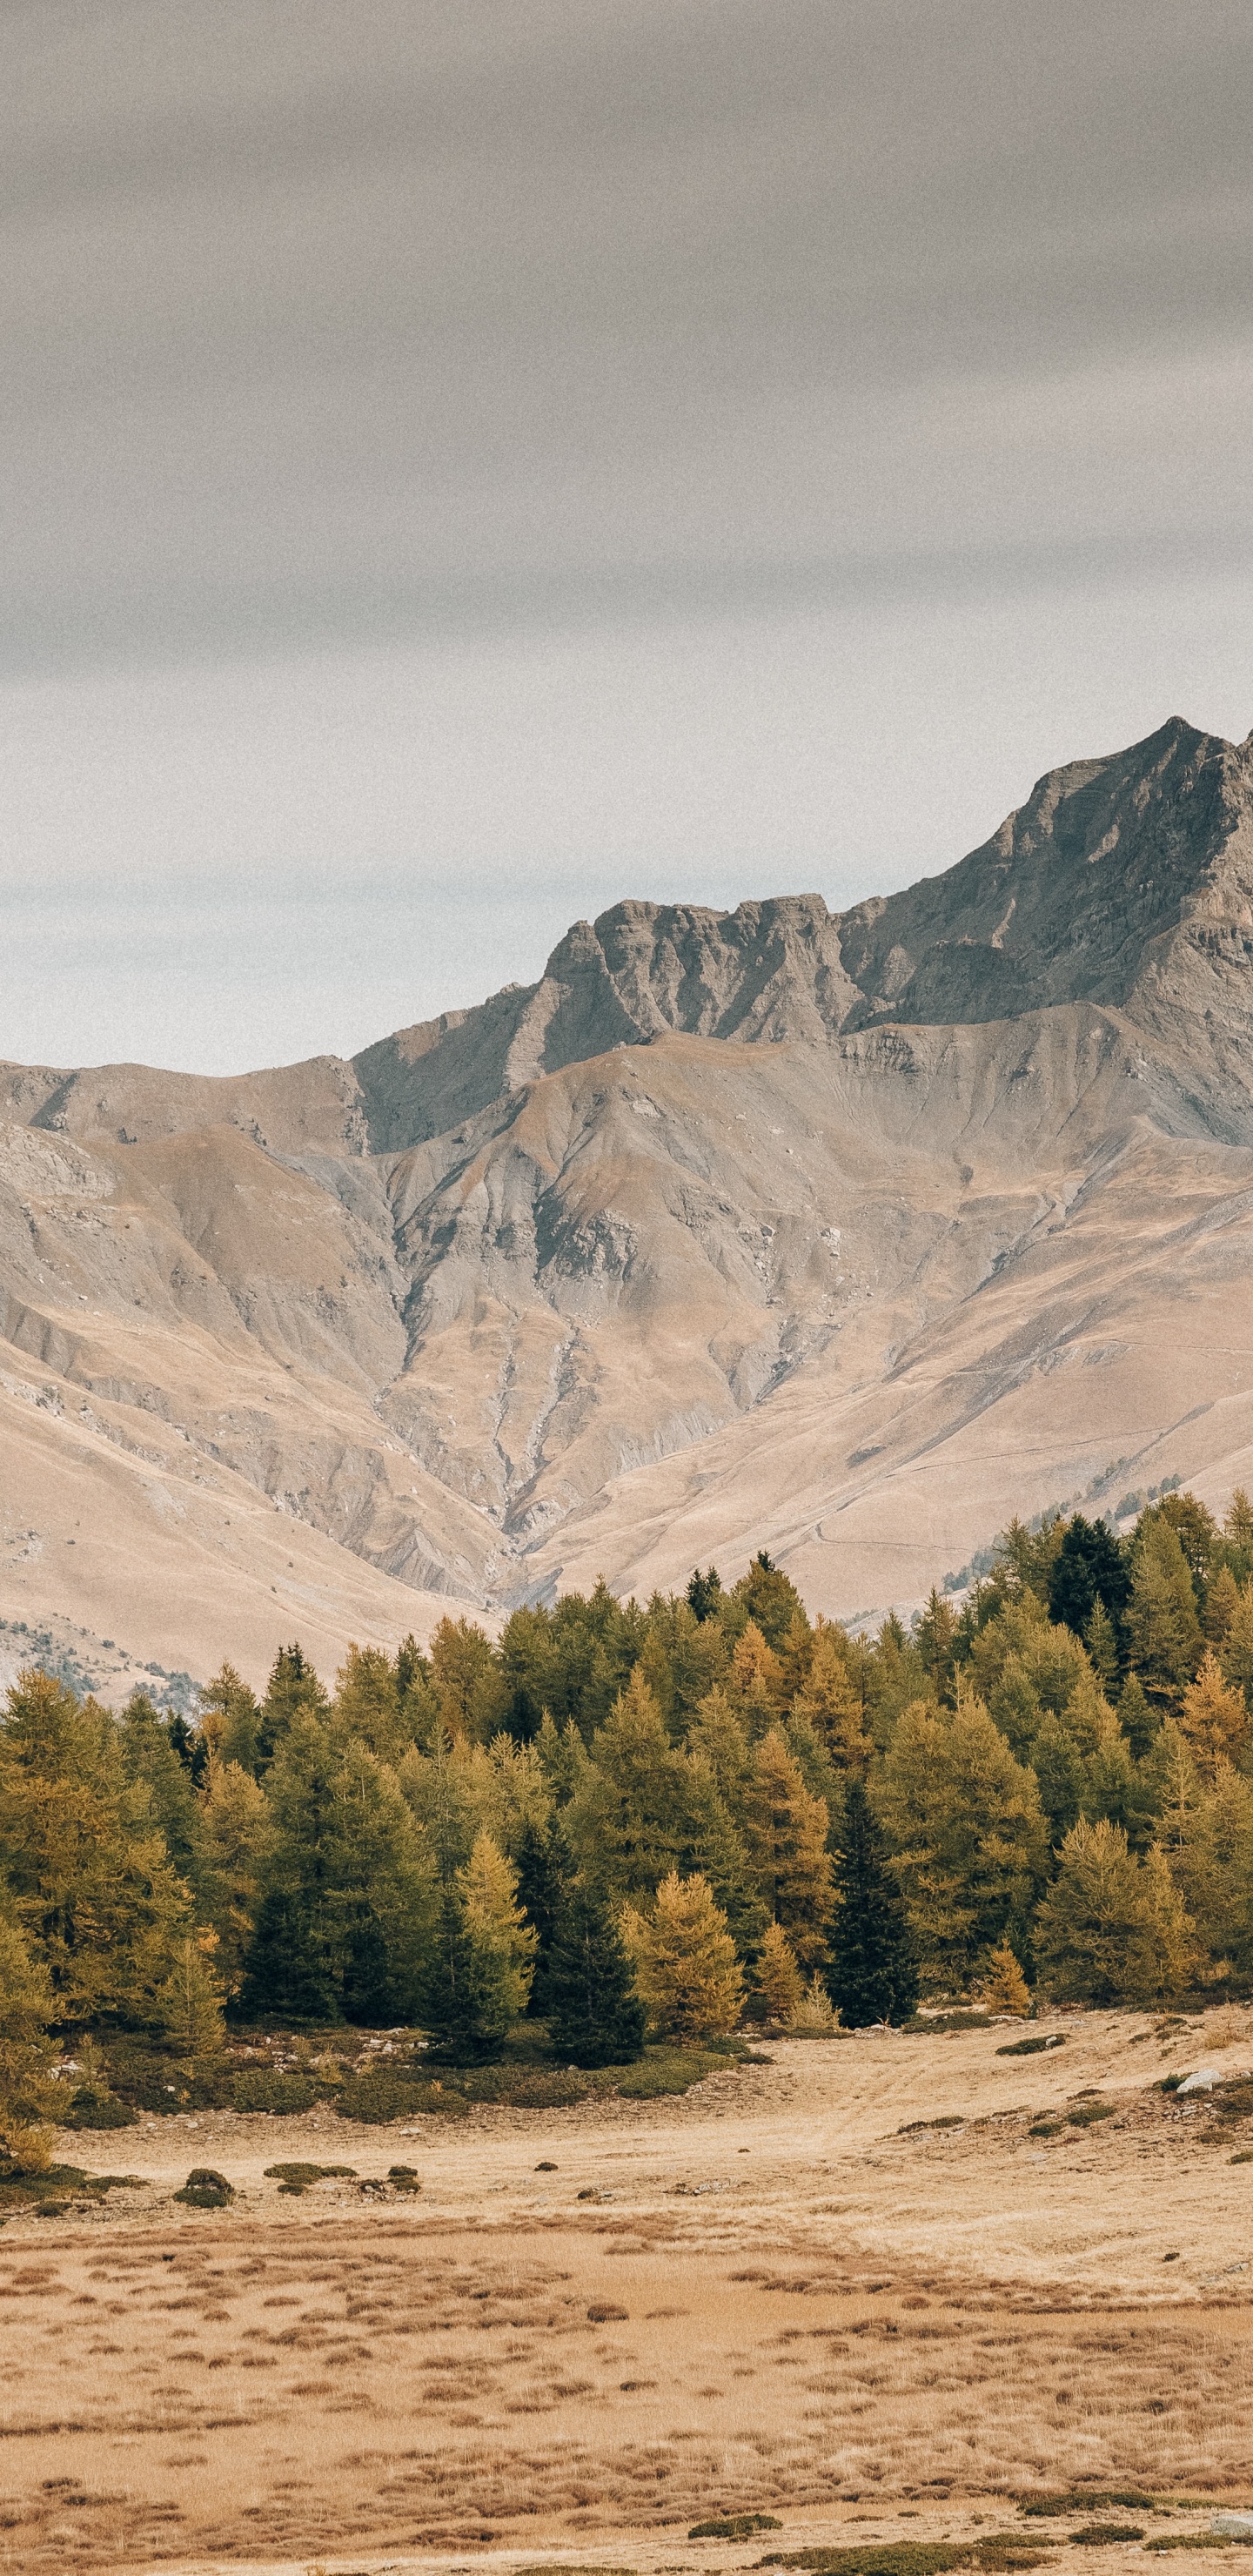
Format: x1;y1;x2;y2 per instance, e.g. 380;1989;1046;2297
4;0;1253;1072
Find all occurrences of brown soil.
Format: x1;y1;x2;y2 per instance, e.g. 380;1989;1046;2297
6;2009;1253;2573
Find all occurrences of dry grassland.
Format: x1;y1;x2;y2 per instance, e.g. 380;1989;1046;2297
4;2010;1253;2576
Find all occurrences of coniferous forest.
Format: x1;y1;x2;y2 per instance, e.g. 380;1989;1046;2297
5;1486;1253;2166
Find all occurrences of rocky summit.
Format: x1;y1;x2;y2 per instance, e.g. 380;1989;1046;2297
4;713;1253;1685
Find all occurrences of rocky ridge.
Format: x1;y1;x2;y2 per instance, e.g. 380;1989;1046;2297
4;713;1253;1677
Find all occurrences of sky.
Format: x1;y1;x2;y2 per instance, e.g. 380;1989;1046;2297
5;0;1253;1075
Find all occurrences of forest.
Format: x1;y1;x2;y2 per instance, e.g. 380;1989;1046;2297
4;1486;1253;2165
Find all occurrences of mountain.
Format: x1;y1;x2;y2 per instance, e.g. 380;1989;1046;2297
5;713;1253;1686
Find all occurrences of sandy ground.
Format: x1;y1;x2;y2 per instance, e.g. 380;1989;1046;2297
6;2009;1253;2575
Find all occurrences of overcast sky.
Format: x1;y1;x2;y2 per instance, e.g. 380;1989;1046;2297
5;0;1253;1073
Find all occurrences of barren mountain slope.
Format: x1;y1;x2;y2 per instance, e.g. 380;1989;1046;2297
4;711;1253;1672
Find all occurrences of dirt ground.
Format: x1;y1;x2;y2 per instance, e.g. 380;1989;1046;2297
5;2008;1253;2576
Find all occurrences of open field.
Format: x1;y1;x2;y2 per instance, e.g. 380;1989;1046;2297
5;2010;1253;2575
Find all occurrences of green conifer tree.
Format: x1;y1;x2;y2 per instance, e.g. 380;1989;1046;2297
546;1881;647;2065
419;1881;514;2060
828;1778;918;2026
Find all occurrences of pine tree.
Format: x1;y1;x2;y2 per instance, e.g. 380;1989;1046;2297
622;1870;743;2040
118;1692;207;1898
1035;1818;1196;2003
566;1669;698;1901
732;1553;807;1650
1029;1714;1087;1843
420;1880;514;2060
198;1663;262;1772
546;1881;646;2065
740;1727;834;1967
1220;1579;1253;1708
915;1588;959;1701
1048;1514;1130;1645
828;1778;918;2027
687;1566;723;1623
513;1815;569;2013
875;1692;1047;1979
1116;1672;1156;1761
0;1909;58;2173
257;1644;329;1769
685;1687;751;1805
1205;1564;1242;1647
1179;1649;1250;1778
1166;1762;1253;1978
754;1919;804;2023
241;1718;434;2024
152;1933;226;2058
333;1644;407;1765
198;1755;273;1992
429;1616;508;1742
1126;1518;1203;1711
1084;1598;1121;1694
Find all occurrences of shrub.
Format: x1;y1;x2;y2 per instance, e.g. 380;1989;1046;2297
691;2516;781;2539
231;2067;326;2115
997;2034;1065;2057
174;2167;233;2208
263;2160;357;2192
1069;2533;1145;2549
1019;2493;1155;2517
1067;2099;1116;2127
612;2046;719;2097
334;2070;470;2123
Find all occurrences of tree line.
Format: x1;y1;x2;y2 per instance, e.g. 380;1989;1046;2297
4;1486;1253;2164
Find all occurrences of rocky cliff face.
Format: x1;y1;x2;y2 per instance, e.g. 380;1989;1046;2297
4;712;1253;1677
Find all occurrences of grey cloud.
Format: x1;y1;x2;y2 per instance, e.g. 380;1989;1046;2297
4;0;1253;674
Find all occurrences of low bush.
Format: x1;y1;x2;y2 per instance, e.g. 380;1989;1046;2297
691;2515;781;2539
758;2540;1045;2576
334;2070;470;2123
102;2040;235;2113
1067;2100;1116;2127
1069;2532;1144;2548
1029;2121;1064;2137
57;2087;137;2130
263;2160;357;2193
231;2066;328;2114
997;2035;1065;2057
173;2167;233;2209
448;2065;594;2108
1020;2493;1156;2518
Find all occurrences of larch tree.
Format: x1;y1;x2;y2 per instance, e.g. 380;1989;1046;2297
0;1907;59;2171
1035;1818;1196;2005
198;1663;262;1774
791;1625;873;1770
256;1643;330;1771
754;1918;804;2023
1179;1649;1250;1777
740;1727;834;1967
621;1870;743;2041
0;1671;198;2034
333;1644;409;1766
198;1755;273;1994
874;1691;1047;1981
458;1830;537;2021
1126;1517;1203;1711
